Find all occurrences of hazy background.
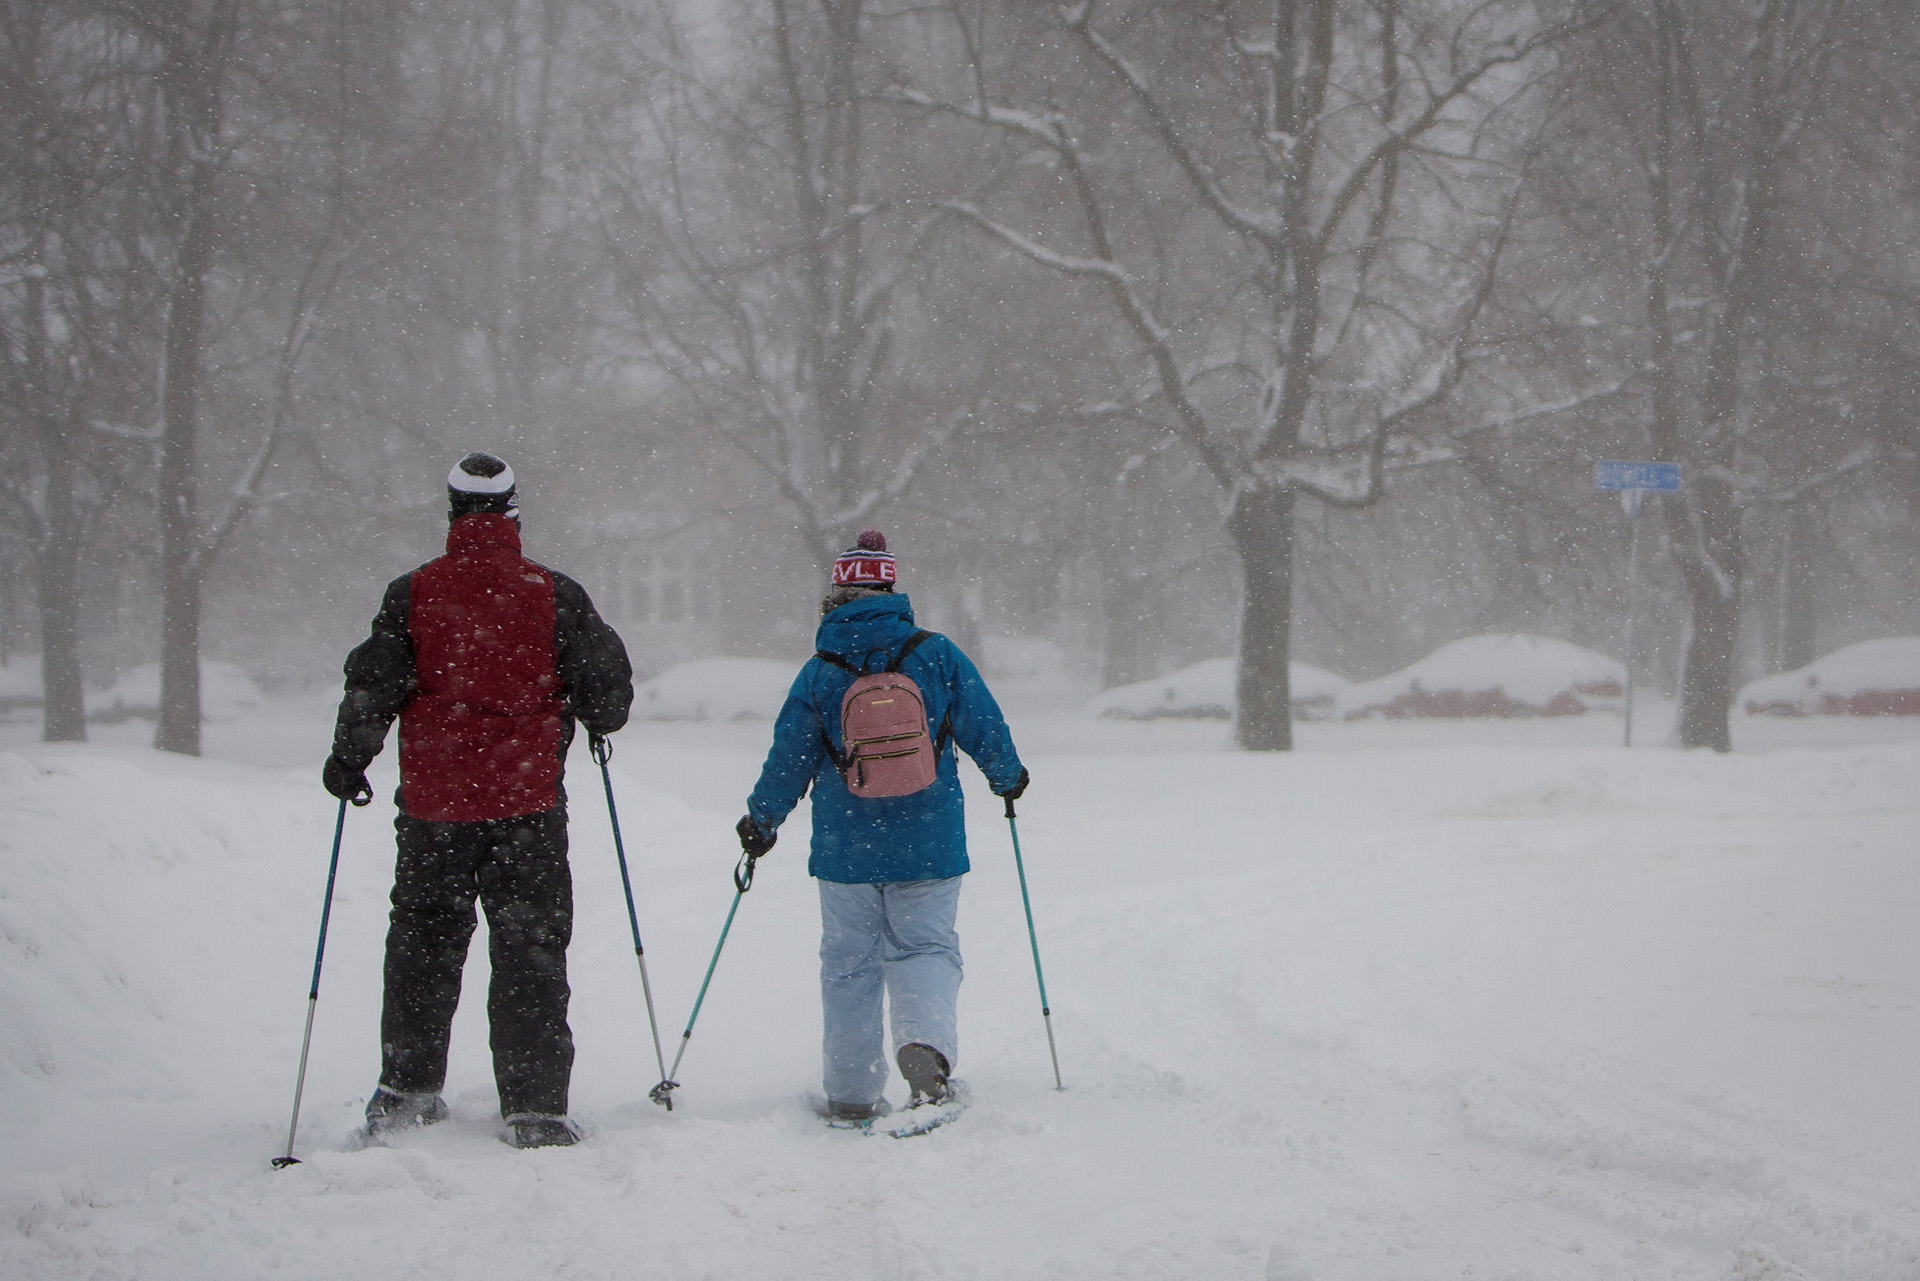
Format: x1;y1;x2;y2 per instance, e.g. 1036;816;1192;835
2;0;1915;747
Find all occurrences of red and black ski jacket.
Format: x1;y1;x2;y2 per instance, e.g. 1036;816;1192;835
331;514;633;822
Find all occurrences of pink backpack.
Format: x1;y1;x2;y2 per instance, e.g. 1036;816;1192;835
821;630;944;798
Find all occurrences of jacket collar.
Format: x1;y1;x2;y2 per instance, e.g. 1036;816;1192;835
815;592;917;668
446;513;522;557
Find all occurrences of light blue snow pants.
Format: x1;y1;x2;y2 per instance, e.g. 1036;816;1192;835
817;876;963;1107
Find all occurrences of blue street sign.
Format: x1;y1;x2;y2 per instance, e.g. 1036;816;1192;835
1595;461;1682;492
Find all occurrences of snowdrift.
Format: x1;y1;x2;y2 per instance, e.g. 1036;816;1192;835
1740;637;1920;717
1084;657;1351;721
631;657;796;720
1339;634;1624;720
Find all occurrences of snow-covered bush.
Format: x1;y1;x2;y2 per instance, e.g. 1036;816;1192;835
1338;635;1624;721
1086;657;1352;721
632;657;798;721
1739;638;1920;717
89;661;264;723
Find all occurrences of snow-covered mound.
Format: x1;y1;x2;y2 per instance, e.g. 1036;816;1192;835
1741;637;1920;717
89;660;264;722
1340;634;1624;720
631;657;796;721
0;654;41;712
1085;657;1352;721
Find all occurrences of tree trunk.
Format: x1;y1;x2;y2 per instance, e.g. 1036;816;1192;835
35;421;86;742
153;0;238;757
1229;486;1295;750
1670;477;1742;752
1100;571;1151;689
22;242;86;740
1779;499;1817;672
154;160;217;757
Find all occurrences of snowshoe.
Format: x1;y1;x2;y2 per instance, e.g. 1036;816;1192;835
503;1114;581;1149
363;1087;449;1140
896;1043;951;1106
878;1079;968;1138
816;1097;893;1130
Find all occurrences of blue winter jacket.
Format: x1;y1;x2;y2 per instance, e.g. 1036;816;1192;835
745;593;1025;885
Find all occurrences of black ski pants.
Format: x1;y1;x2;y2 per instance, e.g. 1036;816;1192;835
380;807;574;1118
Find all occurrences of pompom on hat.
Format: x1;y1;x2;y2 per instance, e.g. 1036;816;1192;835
832;530;896;588
448;451;519;522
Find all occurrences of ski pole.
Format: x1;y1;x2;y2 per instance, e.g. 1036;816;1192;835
590;734;672;1110
274;786;369;1169
1006;796;1064;1091
651;849;760;1108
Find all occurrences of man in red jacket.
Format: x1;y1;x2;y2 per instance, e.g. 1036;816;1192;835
324;453;632;1149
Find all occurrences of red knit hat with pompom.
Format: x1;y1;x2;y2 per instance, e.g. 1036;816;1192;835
832;530;896;588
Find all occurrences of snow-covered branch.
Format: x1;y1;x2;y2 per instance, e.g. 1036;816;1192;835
1063;12;1284;244
823;405;969;531
85;419;161;444
940;202;1132;291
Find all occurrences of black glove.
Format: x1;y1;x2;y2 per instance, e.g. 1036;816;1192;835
323;755;371;805
736;814;776;858
994;767;1029;801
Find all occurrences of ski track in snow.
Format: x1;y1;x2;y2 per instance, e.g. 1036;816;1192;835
2;710;1918;1280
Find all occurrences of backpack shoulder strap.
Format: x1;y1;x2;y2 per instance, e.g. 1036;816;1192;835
885;629;937;673
889;630;954;759
811;651;858;767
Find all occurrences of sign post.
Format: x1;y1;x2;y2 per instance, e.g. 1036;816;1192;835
1595;462;1682;747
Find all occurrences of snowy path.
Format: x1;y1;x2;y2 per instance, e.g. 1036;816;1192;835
3;714;1918;1279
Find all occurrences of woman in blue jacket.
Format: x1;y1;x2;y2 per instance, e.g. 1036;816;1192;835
737;531;1027;1121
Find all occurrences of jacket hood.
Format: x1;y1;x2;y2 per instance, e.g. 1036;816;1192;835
815;592;918;671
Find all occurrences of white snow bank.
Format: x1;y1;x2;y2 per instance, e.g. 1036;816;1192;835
1085;657;1351;721
1741;637;1920;717
0;753;315;1094
1340;633;1624;720
88;660;264;722
631;657;797;721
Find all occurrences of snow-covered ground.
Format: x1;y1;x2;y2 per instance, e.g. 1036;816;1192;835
4;696;1919;1280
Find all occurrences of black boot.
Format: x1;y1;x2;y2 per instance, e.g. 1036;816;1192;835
365;1086;449;1136
504;1114;581;1149
896;1043;950;1106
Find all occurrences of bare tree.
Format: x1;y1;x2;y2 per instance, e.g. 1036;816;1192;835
905;0;1604;747
0;0;178;740
1550;0;1880;749
604;0;985;575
